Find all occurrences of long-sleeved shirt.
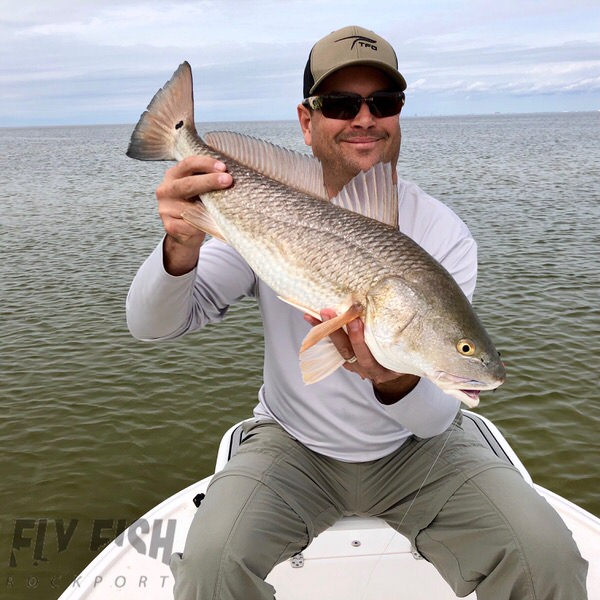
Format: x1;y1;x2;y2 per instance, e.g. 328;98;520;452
126;178;477;462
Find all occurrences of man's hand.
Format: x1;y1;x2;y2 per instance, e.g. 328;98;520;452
304;308;420;404
156;156;233;275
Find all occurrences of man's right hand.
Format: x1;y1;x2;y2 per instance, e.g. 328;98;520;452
156;156;233;275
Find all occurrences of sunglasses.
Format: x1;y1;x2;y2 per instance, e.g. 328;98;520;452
302;91;405;120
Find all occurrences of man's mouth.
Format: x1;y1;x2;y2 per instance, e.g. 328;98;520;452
340;134;384;145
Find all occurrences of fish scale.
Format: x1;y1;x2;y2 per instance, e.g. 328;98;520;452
201;165;398;302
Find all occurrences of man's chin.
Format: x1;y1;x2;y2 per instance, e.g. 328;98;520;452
342;145;397;175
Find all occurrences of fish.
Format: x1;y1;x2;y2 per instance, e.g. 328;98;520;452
126;61;506;407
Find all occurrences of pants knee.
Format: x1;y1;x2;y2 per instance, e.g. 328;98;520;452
170;533;275;600
517;519;588;584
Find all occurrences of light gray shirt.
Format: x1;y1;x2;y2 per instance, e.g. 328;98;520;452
127;179;477;462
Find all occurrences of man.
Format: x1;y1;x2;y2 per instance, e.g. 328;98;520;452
127;26;587;599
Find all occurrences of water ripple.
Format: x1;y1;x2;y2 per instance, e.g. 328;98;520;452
1;116;598;597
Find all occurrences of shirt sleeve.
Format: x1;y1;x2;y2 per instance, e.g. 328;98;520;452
126;237;257;341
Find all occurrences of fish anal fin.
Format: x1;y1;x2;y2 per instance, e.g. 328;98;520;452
181;202;227;242
330;162;398;227
300;338;346;384
300;302;364;353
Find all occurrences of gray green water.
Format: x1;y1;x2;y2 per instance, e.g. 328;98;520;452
1;112;598;598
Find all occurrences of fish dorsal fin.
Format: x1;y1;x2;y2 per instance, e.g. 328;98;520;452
330;162;398;227
180;202;227;242
203;131;328;200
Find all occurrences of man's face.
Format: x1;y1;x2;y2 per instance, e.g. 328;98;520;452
298;65;401;197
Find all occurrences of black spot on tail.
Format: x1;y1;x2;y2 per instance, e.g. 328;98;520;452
175;120;184;130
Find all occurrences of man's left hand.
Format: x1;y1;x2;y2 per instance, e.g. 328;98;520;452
304;309;420;403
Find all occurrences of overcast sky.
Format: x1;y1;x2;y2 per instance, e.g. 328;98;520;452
1;0;599;126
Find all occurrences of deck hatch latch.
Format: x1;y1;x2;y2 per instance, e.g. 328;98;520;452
290;552;304;568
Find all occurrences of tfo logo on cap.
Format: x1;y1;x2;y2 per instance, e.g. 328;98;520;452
336;35;379;52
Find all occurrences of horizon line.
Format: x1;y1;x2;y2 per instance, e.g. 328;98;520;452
1;109;599;130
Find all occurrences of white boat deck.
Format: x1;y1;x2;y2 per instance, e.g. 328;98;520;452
57;412;600;599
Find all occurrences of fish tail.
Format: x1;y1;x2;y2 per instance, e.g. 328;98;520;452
126;61;200;161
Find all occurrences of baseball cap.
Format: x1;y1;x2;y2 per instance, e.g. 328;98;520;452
303;25;407;98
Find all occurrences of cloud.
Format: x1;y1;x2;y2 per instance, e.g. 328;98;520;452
405;40;600;97
0;0;599;125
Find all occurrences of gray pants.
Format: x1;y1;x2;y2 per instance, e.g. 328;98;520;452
171;415;588;599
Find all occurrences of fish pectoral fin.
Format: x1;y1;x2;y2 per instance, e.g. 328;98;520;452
277;296;321;320
300;338;346;384
181;202;227;242
299;303;364;352
330;162;398;227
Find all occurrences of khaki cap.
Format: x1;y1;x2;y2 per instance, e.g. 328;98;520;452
303;25;407;97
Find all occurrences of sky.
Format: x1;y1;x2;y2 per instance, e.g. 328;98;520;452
1;0;599;126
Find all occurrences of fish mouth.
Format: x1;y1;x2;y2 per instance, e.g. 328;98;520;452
433;372;504;408
451;388;482;408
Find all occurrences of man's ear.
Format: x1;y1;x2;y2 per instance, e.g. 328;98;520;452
297;104;312;147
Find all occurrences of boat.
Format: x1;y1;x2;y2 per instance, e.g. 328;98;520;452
57;410;599;599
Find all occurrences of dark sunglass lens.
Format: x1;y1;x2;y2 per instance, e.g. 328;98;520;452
320;95;361;119
370;93;404;118
316;93;403;120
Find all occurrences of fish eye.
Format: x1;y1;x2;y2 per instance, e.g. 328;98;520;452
456;339;475;356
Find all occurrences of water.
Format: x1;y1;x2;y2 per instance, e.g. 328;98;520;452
1;113;599;598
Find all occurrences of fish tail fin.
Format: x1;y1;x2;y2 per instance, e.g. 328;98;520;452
126;61;199;161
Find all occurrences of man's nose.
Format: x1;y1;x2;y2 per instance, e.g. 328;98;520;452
350;100;376;126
